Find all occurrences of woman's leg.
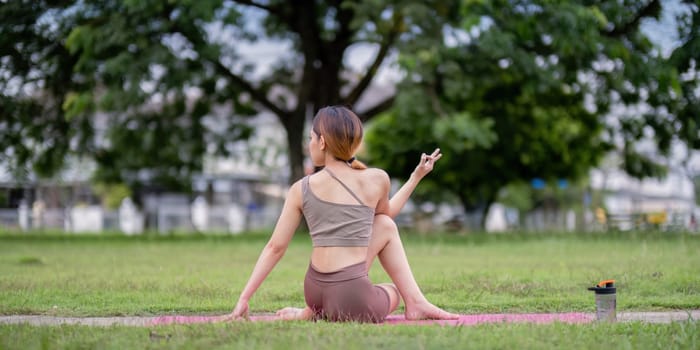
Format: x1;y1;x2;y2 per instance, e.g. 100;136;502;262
376;283;400;315
366;214;459;320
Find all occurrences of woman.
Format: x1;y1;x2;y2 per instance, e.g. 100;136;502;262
228;106;458;322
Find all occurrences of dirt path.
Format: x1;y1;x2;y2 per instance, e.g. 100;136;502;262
1;311;698;327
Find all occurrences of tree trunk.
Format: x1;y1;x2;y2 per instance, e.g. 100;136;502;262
282;55;344;184
283;110;307;183
480;200;494;230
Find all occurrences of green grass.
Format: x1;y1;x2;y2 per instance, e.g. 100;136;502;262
1;320;698;349
1;231;699;315
1;231;699;349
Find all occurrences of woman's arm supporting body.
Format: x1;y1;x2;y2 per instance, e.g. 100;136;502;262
227;180;304;320
387;148;442;218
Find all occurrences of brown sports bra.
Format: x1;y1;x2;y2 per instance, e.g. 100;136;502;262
302;168;375;247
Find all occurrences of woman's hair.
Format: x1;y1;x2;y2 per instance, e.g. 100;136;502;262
312;106;367;170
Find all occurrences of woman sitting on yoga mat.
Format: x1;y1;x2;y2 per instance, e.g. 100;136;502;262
228;106;458;323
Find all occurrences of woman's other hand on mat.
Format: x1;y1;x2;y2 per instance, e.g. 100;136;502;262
226;300;250;321
412;148;442;180
276;306;314;321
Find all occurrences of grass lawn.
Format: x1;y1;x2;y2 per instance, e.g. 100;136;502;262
1;230;699;349
1;320;698;349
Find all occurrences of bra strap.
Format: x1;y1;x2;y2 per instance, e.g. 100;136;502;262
323;168;366;206
302;175;309;195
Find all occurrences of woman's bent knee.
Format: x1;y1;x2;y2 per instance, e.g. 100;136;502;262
373;214;397;233
377;283;400;312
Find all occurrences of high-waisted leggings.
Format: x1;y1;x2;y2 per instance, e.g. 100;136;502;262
304;261;391;323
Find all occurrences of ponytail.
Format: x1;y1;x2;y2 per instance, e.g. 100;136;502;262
348;157;367;170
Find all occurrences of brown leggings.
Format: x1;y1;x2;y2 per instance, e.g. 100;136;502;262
304;261;391;323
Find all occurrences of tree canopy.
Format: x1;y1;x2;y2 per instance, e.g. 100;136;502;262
366;0;699;225
1;0;697;221
0;0;456;190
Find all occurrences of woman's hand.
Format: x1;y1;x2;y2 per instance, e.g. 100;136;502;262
275;306;314;321
386;148;442;218
412;148;442;180
225;300;250;321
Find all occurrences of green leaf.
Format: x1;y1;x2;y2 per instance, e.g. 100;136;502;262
62;92;93;120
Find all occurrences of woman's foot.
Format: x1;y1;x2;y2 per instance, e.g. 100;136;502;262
404;301;460;320
275;307;314;320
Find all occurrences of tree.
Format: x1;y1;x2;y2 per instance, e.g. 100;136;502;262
0;1;83;180
366;0;699;227
1;0;458;190
670;0;700;153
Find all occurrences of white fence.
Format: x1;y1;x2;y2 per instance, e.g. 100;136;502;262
3;198;696;234
0;196;282;234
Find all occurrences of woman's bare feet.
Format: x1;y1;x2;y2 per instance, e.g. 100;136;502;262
404;300;460;320
275;306;314;321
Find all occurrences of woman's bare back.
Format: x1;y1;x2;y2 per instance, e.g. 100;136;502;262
306;167;390;272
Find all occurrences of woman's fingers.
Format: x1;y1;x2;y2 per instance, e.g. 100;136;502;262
425;148;442;165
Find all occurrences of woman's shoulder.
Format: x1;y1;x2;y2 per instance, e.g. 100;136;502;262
292;177;307;187
363;166;389;176
361;167;390;184
287;178;305;195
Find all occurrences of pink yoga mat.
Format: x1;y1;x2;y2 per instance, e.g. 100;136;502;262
151;313;593;326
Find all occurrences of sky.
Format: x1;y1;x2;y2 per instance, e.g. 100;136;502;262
641;0;689;57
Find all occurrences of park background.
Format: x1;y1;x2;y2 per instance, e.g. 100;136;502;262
1;0;700;235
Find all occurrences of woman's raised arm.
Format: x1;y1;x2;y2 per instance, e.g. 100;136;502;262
387;148;442;218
